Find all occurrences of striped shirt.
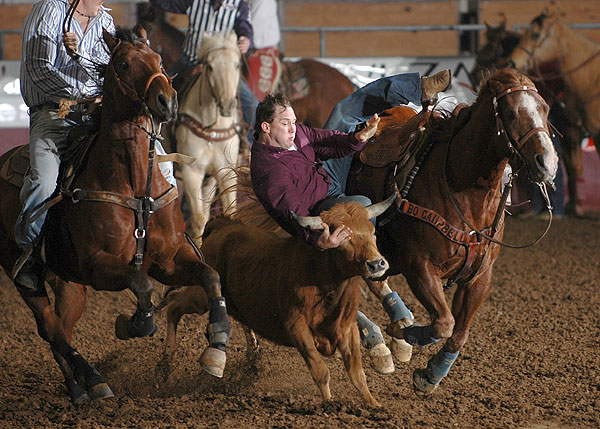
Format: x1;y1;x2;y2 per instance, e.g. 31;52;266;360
151;0;253;64
20;0;115;108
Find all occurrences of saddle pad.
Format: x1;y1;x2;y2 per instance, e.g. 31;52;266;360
0;145;29;188
246;47;282;102
279;60;309;101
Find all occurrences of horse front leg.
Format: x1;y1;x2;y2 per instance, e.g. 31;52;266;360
387;261;454;347
214;166;237;215
81;251;158;340
179;164;210;244
413;270;492;395
337;322;380;407
365;278;414;362
153;242;230;378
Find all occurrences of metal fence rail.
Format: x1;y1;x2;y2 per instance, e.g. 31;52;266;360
280;22;600;57
2;22;600;59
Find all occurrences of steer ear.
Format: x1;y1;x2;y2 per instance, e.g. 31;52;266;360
291;211;324;230
365;191;398;219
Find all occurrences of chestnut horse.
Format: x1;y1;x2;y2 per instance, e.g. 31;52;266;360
472;16;587;216
0;28;231;403
137;4;355;128
174;32;241;244
350;69;558;394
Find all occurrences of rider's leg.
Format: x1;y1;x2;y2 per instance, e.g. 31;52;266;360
239;78;259;144
13;109;77;289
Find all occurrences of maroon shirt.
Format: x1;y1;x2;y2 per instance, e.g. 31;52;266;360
250;123;367;246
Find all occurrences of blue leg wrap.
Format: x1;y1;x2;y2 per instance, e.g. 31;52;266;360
357;311;384;349
382;291;414;324
425;346;460;385
403;325;440;347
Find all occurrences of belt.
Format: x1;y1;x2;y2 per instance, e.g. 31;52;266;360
29;102;60;115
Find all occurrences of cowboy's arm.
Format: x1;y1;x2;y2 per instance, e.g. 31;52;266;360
22;3;75;102
235;0;254;52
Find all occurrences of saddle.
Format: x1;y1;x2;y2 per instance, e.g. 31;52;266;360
0;124;99;191
346;106;434;203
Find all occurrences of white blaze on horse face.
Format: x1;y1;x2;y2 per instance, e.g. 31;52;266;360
519;92;558;180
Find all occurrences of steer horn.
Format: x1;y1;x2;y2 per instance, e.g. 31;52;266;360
365;191;398;219
290;211;324;230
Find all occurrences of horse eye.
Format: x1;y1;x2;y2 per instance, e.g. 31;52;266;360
531;32;540;41
505;110;517;121
119;62;129;71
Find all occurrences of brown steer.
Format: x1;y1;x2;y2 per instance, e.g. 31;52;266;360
162;196;396;406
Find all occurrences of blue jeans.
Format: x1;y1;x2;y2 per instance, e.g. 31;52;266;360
322;73;422;196
15;110;176;251
15;110;80;250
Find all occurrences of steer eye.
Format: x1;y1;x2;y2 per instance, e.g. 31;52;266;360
119;62;129;71
531;32;540;41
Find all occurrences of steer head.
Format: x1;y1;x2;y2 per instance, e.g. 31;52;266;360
292;193;396;279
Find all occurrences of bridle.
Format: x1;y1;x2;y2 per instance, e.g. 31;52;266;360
179;43;241;141
440;82;554;250
105;41;171;114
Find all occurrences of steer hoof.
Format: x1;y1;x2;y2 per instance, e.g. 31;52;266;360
412;368;439;395
390;338;413;362
200;347;226;378
369;343;395;374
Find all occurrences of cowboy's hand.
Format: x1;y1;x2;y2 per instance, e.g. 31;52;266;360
355;113;380;142
63;32;78;57
238;36;250;54
316;222;352;250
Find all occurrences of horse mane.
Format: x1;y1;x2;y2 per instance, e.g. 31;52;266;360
426;68;530;143
196;32;239;60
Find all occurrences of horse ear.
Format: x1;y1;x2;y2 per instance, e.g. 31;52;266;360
103;29;119;53
134;24;148;42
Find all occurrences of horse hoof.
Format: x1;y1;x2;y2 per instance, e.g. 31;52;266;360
200;346;226;378
369;343;395;375
115;314;133;340
88;383;115;400
412;368;439;395
390;338;413;362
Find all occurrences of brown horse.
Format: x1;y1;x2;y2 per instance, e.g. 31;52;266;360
0;27;231;403
472;17;587;216
510;10;600;213
137;4;355;128
349;68;558;394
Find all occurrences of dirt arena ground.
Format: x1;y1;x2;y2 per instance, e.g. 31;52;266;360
0;214;598;428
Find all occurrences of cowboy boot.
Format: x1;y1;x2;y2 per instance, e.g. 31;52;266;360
421;69;452;102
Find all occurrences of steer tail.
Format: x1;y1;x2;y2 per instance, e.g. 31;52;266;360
155;285;180;312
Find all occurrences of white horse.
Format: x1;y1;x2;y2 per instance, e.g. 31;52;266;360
175;32;241;244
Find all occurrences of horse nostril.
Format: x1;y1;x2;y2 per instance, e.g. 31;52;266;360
157;93;168;110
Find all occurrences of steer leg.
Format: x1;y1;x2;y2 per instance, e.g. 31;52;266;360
290;318;332;401
337;322;380;407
